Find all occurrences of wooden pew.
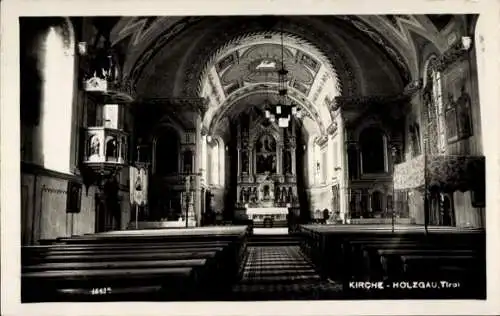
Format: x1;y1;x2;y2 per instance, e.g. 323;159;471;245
22;226;250;302
354;241;479;279
298;224;485;299
22;266;199;302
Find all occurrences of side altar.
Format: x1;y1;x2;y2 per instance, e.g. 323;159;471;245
233;110;299;226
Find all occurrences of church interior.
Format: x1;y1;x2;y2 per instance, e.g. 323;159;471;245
18;14;487;301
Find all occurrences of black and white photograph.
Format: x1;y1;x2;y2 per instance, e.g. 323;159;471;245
2;1;500;315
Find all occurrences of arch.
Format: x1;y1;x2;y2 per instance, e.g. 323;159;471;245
352;117;390;142
359;127;387;174
197;31;341;98
207;88;326;138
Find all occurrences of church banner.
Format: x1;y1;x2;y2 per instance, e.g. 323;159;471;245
129;166;138;204
137;167;148;206
131;166;148;206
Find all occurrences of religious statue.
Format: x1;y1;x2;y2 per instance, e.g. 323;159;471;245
241;151;249;173
239;188;245;202
287;187;293;203
281;187;287;203
251;187;258;203
275;185;281;202
89;135;100;156
263;185;271;200
244;188;250;202
257;134;275;153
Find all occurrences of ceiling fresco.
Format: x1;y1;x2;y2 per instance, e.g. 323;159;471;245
103;14;466;139
108;15;456;94
215;42;321;98
109;16;419;93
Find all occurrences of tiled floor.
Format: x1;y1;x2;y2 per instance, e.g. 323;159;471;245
230;246;343;300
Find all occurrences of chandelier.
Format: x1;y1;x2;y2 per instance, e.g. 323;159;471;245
263;22;302;128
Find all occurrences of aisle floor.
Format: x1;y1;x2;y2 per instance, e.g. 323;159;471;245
230;246;343;300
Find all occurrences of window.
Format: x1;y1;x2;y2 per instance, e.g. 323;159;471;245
210;140;219;185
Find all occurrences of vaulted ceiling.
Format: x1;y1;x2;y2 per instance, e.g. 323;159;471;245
101;15;463;139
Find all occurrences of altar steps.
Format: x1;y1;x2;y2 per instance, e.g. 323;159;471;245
248;234;302;247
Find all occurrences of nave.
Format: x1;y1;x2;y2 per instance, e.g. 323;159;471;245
21;224;485;302
14;14;490;305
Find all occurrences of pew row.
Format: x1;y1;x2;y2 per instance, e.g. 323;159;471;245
298;224;486;299
22;226;249;302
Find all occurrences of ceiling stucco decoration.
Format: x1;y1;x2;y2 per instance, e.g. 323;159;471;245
113;16;203;85
181;19;356;99
216;43;318;97
108;15;452;96
114;17;362;99
201;31;336;103
338;15;412;83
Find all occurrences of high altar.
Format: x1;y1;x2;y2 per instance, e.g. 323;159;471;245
235;111;299;221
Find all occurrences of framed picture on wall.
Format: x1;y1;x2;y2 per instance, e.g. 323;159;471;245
66;181;82;213
443;62;473;143
445;104;459;143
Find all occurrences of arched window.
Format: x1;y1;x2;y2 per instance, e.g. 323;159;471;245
360;127;386;174
217;137;226;187
210;140;220;185
154;127;179;175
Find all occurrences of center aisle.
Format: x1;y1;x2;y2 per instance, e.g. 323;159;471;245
230;246;343;300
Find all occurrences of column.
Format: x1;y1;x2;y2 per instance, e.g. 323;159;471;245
327;135;335;181
291;146;296;175
237;148;241;176
194;115;202;227
248;146;254;176
277;142;282;174
338;113;348;223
